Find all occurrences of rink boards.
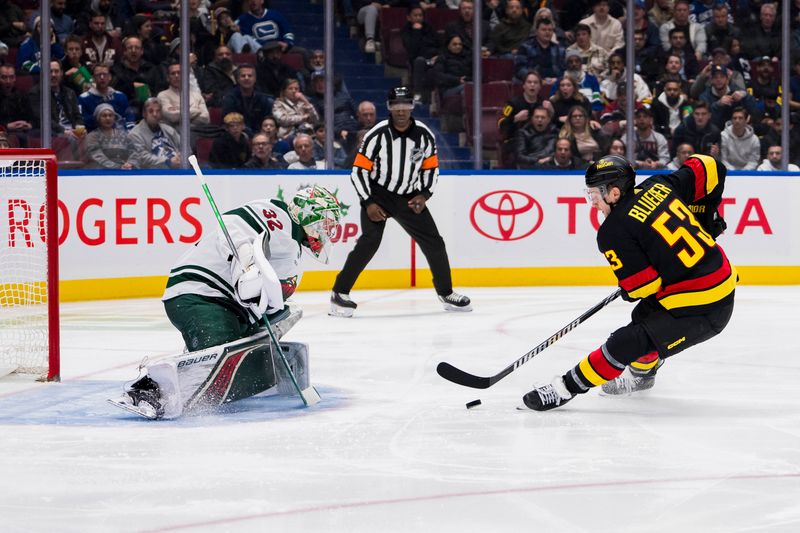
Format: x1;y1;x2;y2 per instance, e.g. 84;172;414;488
4;169;796;301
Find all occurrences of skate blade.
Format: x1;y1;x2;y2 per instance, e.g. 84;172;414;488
107;398;159;420
442;303;473;312
328;305;354;318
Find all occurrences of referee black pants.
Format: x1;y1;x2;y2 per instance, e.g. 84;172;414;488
333;185;453;296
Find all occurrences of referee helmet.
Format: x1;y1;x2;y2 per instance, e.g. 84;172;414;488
387;86;414;110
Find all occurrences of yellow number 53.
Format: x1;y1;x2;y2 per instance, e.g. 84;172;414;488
651;199;716;268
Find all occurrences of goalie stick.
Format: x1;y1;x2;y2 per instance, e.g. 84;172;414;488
437;289;622;389
187;155;320;407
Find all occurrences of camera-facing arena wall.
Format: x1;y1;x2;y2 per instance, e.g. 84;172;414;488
14;169;799;301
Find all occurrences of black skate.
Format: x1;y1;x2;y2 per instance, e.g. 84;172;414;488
522;376;573;411
108;375;165;419
329;291;357;317
439;292;472;312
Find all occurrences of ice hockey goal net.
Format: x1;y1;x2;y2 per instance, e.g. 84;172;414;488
0;149;60;381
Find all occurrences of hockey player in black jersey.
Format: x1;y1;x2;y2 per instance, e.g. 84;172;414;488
523;154;736;411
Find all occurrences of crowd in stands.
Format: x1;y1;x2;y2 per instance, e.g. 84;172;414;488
1;0;800;171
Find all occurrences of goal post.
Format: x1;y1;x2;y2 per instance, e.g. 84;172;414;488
0;149;60;381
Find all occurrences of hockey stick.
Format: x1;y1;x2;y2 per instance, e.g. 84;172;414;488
436;289;622;389
187;155;320;406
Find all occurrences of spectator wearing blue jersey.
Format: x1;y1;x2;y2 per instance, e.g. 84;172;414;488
16;17;65;74
230;0;295;54
78;63;135;131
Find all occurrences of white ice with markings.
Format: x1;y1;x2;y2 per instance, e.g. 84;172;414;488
1;286;798;532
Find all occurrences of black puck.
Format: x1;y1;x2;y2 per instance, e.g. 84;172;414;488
465;399;482;409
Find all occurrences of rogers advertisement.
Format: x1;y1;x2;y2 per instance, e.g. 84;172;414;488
1;171;796;289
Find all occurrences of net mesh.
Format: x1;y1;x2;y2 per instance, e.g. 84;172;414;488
0;158;50;377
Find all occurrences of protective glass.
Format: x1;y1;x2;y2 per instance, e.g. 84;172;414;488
585;185;608;203
387;101;414;111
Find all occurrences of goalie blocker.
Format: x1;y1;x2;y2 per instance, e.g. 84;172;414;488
109;305;310;419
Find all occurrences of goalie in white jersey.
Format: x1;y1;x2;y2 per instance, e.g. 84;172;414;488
110;185;342;419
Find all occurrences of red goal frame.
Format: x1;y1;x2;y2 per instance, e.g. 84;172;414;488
1;149;60;381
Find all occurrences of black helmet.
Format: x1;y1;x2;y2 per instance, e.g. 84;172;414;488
585;155;635;195
387;86;414;106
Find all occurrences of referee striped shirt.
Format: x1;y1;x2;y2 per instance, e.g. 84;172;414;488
351;117;439;202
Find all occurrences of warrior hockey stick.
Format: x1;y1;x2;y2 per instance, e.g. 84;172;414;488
188;155;320;407
436;289;622;389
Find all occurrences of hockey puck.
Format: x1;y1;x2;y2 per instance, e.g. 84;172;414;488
465;399;482;409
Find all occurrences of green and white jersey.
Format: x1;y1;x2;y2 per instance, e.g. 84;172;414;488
163;199;306;309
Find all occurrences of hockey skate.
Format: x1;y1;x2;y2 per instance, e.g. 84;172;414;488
600;366;659;395
329;291;357;317
521;376;573;411
439;292;472;312
108;375;165;420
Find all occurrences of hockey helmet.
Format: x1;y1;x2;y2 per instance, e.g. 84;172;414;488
387;86;414;110
585;155;636;196
288;185;342;264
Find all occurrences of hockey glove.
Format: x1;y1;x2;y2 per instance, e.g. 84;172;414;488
234;233;285;316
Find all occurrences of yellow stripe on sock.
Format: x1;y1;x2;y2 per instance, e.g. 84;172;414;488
579;357;607;386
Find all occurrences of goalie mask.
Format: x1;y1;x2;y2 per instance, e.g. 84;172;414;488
288;185;342;264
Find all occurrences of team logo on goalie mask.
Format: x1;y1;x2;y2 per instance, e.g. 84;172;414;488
469;190;543;241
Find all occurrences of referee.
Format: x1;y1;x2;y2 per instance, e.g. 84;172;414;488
329;86;471;317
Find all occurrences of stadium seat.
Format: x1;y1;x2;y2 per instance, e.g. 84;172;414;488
482;58;514;83
208;107;223;126
232;53;257;66
281;52;305;71
424;8;460;33
14;74;35;93
195;138;214;165
384;29;408;69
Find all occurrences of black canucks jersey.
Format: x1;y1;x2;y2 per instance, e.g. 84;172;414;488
597;155;737;316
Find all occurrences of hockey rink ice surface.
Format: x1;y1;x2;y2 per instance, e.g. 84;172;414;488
1;285;798;532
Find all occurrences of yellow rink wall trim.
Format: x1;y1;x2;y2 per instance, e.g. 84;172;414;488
56;266;800;302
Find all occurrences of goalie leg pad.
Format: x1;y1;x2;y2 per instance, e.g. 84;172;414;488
268;302;303;340
275;342;310;395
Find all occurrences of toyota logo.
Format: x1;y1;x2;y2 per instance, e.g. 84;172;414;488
470;190;543;241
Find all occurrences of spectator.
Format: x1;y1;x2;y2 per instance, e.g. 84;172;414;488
649;0;674;27
287;133;323;170
562;50;602;113
652;53;691;97
559;105;610;163
311;123;348;169
720;107;760;170
659;0;706;60
705;3;740;54
16;17;66;75
600;53;651;103
0;64;35;143
244;131;287;169
666;141;694;169
201;7;237;65
345;100;378;163
272;77;319;140
659;28;700;82
550;75;592;125
538;137;587;169
445;0;490;57
79;63;134;131
514;16;565;83
50;0;75;45
63;35;94;94
30;59;84;157
0;0;28;47
579;0;624;55
607;137;626;156
487;0;531;57
741;2;780;60
623;106;670;169
402;5;441;102
749;57;780;103
128;98;181;169
672;101;721;157
230;0;295;53
352;0;388;54
222;63;274;136
498;71;554;166
698;64;757;129
514;105;558;169
80;11;121;67
431;35;472;99
632;1;661;55
199;46;237;108
0;128;9;149
689;47;746;100
260;115;291;156
76;0;124;39
307;70;359;142
628;28;662;87
652;77;691;137
599;80;630;137
566;23;609;80
123;15;168;67
84;104;138;169
757;145;800;171
482;0;505;31
157;62;210;129
112;36;165;119
210;112;251;168
256;41;300;99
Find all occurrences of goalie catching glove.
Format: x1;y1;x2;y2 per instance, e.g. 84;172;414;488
234;232;284;316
